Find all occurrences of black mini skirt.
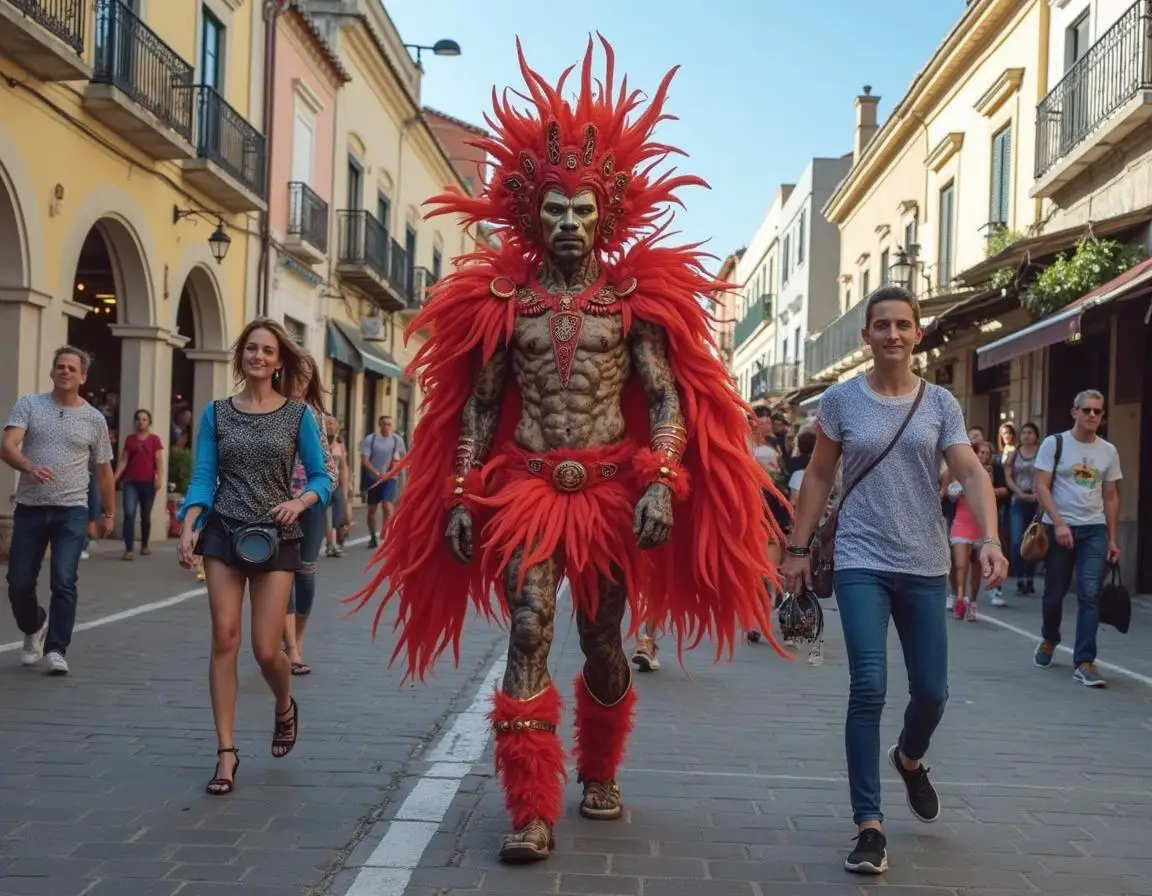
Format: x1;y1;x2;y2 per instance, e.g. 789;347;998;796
194;511;303;573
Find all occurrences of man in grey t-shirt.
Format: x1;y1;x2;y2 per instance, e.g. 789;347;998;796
360;414;407;548
1;346;115;676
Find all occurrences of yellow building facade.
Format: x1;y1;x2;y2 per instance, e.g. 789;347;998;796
816;0;1049;424
305;0;473;452
0;0;271;549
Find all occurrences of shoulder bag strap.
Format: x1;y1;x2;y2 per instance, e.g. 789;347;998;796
838;379;927;510
1032;433;1064;524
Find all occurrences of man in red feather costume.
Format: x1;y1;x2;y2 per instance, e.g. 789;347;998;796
346;35;787;863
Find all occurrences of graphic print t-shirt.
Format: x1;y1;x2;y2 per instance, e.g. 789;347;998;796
1035;431;1121;527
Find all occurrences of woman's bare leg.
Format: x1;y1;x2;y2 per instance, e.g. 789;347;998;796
249;571;294;711
951;543;970;607
206;558;246;781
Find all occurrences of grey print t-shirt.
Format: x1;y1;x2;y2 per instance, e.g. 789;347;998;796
6;393;113;508
818;376;969;577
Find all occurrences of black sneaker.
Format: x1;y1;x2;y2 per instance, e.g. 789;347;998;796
844;827;888;874
888;745;940;822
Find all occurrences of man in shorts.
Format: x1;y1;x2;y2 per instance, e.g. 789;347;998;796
360;415;406;548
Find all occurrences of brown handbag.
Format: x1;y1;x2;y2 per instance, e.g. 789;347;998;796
810;380;926;598
1020;434;1062;563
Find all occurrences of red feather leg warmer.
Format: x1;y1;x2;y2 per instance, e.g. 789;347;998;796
573;674;637;783
489;685;566;829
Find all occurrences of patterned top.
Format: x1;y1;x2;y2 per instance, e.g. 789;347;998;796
291;404;338;498
6;393;112;508
180;398;332;541
817;376;969;577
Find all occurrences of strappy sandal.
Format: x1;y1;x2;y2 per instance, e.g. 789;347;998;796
272;697;298;758
290;661;311;676
206;747;240;796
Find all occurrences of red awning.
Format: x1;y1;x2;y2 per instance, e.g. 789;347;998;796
975;257;1152;370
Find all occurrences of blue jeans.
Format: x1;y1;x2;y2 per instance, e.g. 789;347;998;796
122;481;157;551
287;504;327;617
1009;498;1038;580
835;569;950;824
6;504;89;655
1041;523;1108;666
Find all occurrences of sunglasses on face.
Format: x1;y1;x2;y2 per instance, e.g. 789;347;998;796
1078;407;1104;417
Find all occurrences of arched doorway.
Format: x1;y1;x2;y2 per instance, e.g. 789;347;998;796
170;264;227;448
65;218;152;459
0;161;26;290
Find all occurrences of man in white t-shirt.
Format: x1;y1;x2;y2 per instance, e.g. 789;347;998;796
1032;389;1121;687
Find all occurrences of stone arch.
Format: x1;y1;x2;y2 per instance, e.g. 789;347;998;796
170;247;229;350
0;121;46;294
347;132;367;160
57;186;157;326
406;204;420;228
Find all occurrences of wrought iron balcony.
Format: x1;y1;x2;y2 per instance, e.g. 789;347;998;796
768;361;803;394
388;238;414;303
85;0;194;159
735;293;773;348
0;0;91;80
285;182;329;263
335;211;404;311
182;84;267;211
805;299;870;380
1034;0;1152;193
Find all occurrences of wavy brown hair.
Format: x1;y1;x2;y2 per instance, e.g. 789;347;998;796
293;352;328;416
231;317;314;401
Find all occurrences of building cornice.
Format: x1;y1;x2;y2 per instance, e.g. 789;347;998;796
926;132;965;172
823;0;1030;223
973;66;1025;118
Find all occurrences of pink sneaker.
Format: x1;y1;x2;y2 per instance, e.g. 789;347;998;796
952;597;969;621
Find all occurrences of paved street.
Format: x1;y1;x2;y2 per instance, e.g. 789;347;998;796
2;530;1152;895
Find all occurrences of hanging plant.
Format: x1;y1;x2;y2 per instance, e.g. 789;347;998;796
1021;236;1147;317
984;228;1027;289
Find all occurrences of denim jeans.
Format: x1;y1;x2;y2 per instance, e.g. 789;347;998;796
1041;523;1108;666
835;569;950;824
288;504;327;617
6;504;89;656
1009;498;1038;580
122;481;157;551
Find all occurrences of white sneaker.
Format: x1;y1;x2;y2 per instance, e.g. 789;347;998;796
990;588;1006;607
20;620;48;666
80;551;90;560
44;651;69;676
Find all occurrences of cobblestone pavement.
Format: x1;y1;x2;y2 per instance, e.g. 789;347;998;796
2;533;1151;896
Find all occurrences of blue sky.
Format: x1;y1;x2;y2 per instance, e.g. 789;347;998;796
388;1;961;271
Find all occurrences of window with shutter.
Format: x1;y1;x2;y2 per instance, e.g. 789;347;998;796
939;182;956;286
989;125;1012;226
880;249;890;286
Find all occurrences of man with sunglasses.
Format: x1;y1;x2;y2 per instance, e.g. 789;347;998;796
1032;389;1121;687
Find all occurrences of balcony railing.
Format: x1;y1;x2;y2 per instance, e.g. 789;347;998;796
287;182;329;253
7;0;85;53
193;84;266;198
805;299;869;377
388;238;413;301
337;210;389;280
768;361;802;393
1035;0;1152;179
735;293;773;347
92;0;193;141
750;368;769;400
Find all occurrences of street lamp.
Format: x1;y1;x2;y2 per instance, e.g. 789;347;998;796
208;223;232;264
174;205;232;264
403;38;462;66
889;248;914;289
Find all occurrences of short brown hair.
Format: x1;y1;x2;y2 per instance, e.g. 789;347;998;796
864;285;922;327
231;317;312;398
53;345;92;373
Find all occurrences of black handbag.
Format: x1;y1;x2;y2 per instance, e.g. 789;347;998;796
226;519;280;570
1099;562;1131;635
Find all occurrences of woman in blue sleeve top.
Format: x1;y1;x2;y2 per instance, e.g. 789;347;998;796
177;317;332;797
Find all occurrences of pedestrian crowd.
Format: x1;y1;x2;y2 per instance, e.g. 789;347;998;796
0;293;1124;876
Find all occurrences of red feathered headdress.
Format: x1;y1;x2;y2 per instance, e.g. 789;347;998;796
424;34;706;255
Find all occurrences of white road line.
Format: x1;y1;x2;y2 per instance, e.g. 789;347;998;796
623;767;1150;796
343;656;506;896
975;608;1152;688
0;535;373;654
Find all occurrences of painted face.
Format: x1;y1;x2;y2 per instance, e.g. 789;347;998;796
862;299;922;364
50;353;87;393
243;327;281;382
538;188;599;260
